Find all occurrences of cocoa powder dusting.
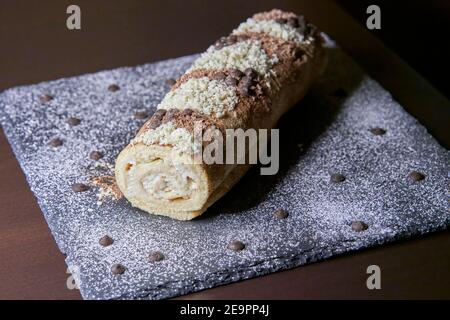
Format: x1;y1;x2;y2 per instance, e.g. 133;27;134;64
91;175;123;202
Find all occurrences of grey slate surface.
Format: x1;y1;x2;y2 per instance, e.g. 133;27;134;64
0;40;449;299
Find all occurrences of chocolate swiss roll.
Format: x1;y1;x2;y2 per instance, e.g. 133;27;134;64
115;9;327;220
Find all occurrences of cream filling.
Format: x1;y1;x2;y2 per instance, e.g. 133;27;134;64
126;158;198;202
142;168;198;201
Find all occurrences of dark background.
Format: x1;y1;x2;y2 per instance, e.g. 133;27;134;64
337;0;450;100
0;0;449;299
2;0;450;100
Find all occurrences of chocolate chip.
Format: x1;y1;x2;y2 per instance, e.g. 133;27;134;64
238;86;250;97
330;173;346;183
275;18;287;24
99;235;114;247
225;76;238;86
165;78;176;86
304;22;315;36
351;221;368;232
244;68;258;79
212;71;227;81
149;251;164;262
237;80;252;97
134;111;148;119
287;17;300;28
370;127;386;136
239;75;253;86
293;48;305;60
72;183;89;193
154;109;167;118
332;88;347;98
111;263;126;275
165;108;178;121
226;35;238;45
66;117;81;126
108;84;120;92
89;151;103;161
236;34;250;42
149;119;161;130
49;138;63;147
229;68;244;80
409;171;425;181
214;40;225;49
40;94;53;103
227;240;245;251
274;209;289;219
182;108;194;116
149;110;166;129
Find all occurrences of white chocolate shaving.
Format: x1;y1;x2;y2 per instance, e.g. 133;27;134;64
157;77;238;118
132;122;198;154
188;40;278;76
233;18;305;43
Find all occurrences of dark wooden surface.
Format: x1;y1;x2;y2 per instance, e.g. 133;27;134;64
0;0;449;300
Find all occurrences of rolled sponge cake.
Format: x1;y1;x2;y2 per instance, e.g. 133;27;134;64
115;9;327;220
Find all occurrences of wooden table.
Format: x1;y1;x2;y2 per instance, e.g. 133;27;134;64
1;0;449;299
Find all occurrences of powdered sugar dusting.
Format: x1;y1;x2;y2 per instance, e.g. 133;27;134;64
0;41;448;300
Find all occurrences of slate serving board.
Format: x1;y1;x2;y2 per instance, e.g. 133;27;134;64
0;38;448;299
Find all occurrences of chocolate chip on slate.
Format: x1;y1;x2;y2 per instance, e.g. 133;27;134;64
134;111;148;119
40;94;53;103
108;84;120;92
111;264;126;275
330;173;346;183
99;235;114;247
229;68;244;80
165;78;176;86
89;150;103;161
409;171;425;181
370;127;386;136
149;251;165;262
225;76;238;87
332;88;347;98
351;221;368;232
72;183;89;193
49;138;63;147
274;209;289;219
227;240;245;251
66;117;81;126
